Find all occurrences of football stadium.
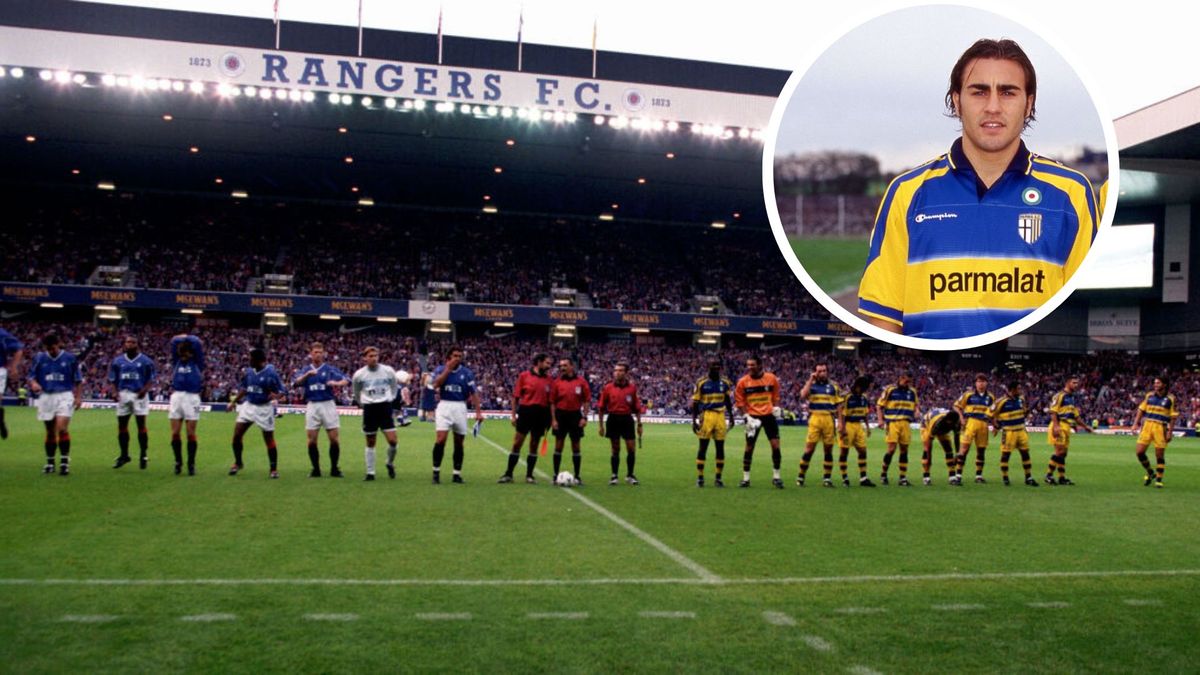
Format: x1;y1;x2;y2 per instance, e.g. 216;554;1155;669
1;3;1198;673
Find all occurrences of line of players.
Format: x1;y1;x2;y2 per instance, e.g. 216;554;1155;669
1;328;1182;488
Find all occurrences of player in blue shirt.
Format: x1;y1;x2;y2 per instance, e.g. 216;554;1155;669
108;335;156;470
27;333;84;475
230;348;286;478
292;341;350;478
168;334;205;475
430;344;484;484
0;327;24;440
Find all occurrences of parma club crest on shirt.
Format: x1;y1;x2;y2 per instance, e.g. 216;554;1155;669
1018;213;1043;244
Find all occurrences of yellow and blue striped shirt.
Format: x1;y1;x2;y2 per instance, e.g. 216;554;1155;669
878;385;918;422
954;390;994;421
842;393;870;423
806;381;842;417
1049;390;1081;424
1138;392;1177;425
858;139;1096;339
692;376;733;412
992;395;1027;430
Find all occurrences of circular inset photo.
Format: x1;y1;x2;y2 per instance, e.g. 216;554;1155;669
764;4;1115;349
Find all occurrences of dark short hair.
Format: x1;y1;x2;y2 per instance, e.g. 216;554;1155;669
43;333;60;347
250;348;266;363
747;355;762;367
448;344;464;356
946;38;1037;128
533;352;550;365
976;373;989;382
615;361;629;371
1155;376;1170;389
1008;380;1022;392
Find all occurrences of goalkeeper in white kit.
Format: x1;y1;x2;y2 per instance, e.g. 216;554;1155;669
351;346;403;481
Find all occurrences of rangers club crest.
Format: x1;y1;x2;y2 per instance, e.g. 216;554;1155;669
1018;213;1043;244
218;52;246;78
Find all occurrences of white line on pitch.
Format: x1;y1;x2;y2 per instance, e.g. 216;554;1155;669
416;612;472;621
835;607;888;615
180;613;237;622
639;611;695;619
1026;602;1071;609
303;613;358;621
802;635;834;652
762;611;797;626
1123;599;1163;607
59;614;119;623
846;666;884;675
932;604;986;611
5;568;1198;588
527;612;589;620
478;435;721;583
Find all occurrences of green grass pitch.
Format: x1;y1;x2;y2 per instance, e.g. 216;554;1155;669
1;407;1198;673
788;236;869;294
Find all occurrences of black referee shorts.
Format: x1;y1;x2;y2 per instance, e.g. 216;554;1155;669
605;413;636;441
553;410;584;441
362;402;396;435
515;405;551;435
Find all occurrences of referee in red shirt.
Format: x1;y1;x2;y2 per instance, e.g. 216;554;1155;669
598;361;642;485
550;356;591;484
499;352;554;484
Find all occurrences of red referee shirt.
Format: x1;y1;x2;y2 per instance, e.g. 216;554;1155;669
551;376;591;413
514;369;553;408
599;380;640;416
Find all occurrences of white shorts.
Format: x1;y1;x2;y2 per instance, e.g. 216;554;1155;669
305;400;340;431
0;367;7;394
116;389;150;417
168;391;202;421
435;400;469;435
36;390;74;421
236;402;276;432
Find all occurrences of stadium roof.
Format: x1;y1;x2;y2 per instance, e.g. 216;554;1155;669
1115;85;1200;207
0;0;789;226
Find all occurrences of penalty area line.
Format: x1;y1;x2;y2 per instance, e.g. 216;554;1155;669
477;434;721;583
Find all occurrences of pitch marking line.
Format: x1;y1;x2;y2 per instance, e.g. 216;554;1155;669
4;569;1197;588
802;635;835;652
847;666;885;675
478;435;721;583
417;610;472;619
932;604;986;611
762;611;797;626
1123;599;1163;607
1026;602;1071;609
638;611;695;619
59;614;119;623
180;613;237;622
303;613;358;621
527;612;588;620
835;607;888;615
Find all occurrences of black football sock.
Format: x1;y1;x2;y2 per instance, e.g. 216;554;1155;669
186;436;197;468
329;442;341;471
44;431;57;464
232;438;244;466
452;444;464;472
307;442;320;470
714;441;725;479
136;421;149;456
572;452;581;478
553;450;563;475
505;451;520;476
771;447;782;472
171;435;183;466
118;429;130;458
610;451;620;477
526;453;538;478
267;441;278;471
432;442;445;470
626;450;636;477
58;433;71;459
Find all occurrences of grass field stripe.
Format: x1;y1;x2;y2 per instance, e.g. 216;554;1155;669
3;568;1198;588
180;613;237;622
846;665;885;675
478;434;722;583
801;635;834;652
1123;599;1162;606
834;607;888;614
59;614;119;623
526;612;588;620
762;611;797;626
932;604;986;611
1026;602;1071;609
638;611;695;619
416;612;472;621
303;613;358;621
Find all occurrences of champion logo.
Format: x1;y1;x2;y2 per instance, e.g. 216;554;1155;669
1022;187;1042;205
914;212;958;223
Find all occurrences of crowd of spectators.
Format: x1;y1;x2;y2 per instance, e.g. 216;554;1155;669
4;190;827;318
5;319;1199;431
